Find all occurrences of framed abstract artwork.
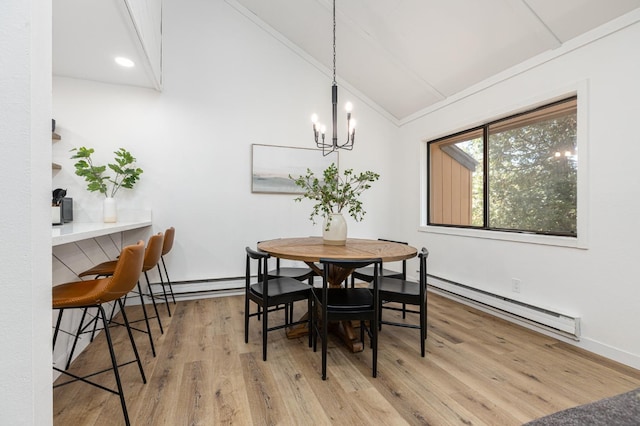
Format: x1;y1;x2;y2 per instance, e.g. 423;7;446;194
251;144;338;194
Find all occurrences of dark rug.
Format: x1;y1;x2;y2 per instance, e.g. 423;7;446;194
524;388;640;425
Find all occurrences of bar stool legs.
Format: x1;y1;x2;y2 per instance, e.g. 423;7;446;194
53;301;146;426
156;226;177;310
147;268;172;318
143;271;164;334
135;279;158;356
65;282;158;363
159;255;176;305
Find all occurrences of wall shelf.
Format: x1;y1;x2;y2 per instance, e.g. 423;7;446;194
52;132;61;169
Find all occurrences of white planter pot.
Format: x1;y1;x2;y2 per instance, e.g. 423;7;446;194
103;197;117;223
323;213;347;245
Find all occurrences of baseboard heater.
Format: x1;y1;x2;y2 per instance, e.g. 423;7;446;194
147;277;245;301
427;274;580;340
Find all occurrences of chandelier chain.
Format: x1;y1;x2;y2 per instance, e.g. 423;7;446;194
332;0;336;85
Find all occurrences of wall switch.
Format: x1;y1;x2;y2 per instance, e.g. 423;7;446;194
512;278;522;293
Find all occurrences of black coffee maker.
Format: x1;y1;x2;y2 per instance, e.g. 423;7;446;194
52;188;73;224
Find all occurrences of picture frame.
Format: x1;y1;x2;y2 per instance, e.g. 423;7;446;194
251;144;338;194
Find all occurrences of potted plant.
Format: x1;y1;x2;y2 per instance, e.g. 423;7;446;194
70;147;143;223
291;163;379;245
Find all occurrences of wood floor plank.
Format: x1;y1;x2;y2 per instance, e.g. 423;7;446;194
372;328;503;426
241;351;288;425
428;338;560;422
53;292;640;425
177;360;217;425
292;336;371;423
267;341;332;424
208;333;254;425
348;387;410;425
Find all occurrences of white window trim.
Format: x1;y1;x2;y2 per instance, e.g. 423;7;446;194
419;80;589;249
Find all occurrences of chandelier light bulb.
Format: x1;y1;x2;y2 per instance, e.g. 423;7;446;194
349;119;356;131
345;102;353;113
554;152;561;157
320;124;326;135
311;113;319;124
565;151;572;157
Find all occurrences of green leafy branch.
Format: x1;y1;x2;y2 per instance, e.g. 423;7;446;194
290;163;379;227
71;147;143;198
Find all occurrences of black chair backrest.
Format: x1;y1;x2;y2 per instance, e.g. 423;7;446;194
246;246;269;260
320;258;381;271
379;239;408;277
419;247;429;287
255;241;280;278
320;258;382;300
246;246;270;295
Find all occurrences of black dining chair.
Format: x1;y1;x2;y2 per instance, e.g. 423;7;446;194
351;239;409;316
312;257;382;380
372;247;429;357
245;247;312;361
351;239;407;286
257;241;316;323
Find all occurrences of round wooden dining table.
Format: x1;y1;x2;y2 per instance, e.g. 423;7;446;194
257;237;418;352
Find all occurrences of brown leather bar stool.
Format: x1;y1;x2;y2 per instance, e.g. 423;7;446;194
77;232;167;357
157;226;176;309
53;240;146;426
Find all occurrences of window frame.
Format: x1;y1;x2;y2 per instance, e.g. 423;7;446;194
419;84;589;249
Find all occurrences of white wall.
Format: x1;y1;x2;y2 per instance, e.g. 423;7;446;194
396;15;640;368
53;0;399;284
0;0;53;424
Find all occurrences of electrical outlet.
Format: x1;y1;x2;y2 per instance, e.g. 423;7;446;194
512;278;521;293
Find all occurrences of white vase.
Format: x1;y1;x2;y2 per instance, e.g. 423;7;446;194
323;213;347;245
103;197;117;223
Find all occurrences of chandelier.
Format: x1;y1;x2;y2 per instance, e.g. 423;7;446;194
311;0;356;156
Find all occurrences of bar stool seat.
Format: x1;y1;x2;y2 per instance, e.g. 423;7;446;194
79;260;119;278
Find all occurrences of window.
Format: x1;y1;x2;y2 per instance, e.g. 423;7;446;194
428;97;577;236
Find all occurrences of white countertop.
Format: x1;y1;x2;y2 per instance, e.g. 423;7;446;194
52;220;152;246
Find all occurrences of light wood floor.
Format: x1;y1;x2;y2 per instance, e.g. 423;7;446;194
53;292;640;425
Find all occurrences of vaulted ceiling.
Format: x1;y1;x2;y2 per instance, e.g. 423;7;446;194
53;0;640;122
230;0;640;121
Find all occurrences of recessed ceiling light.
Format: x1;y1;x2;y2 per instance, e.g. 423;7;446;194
114;56;135;68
